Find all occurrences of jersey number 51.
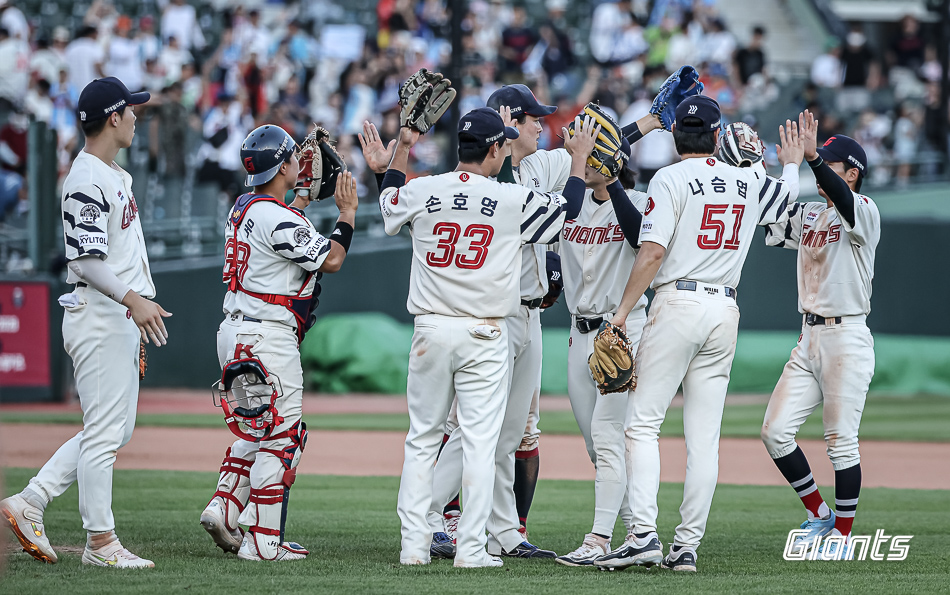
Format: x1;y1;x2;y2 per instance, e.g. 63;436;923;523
697;204;745;250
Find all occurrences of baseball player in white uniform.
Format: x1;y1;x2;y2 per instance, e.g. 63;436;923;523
381;107;591;568
1;78;169;568
595;96;804;572
555;133;654;567
760;112;879;559
199;125;357;561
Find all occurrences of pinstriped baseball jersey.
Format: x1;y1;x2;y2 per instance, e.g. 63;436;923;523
560;188;649;317
765;194;879;316
61;150;155;298
641;158;800;288
380;171;568;318
512;148;573;300
221;197;331;326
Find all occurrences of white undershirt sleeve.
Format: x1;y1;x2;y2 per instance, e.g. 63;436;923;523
67;255;132;304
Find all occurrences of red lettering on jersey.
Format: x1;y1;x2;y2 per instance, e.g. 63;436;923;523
459;173;470;182
223;238;251;286
121;192;139;229
645;197;655;215
576;227;591;244
706;158;716;166
828;224;841;244
590;227;606;245
611;224;625;242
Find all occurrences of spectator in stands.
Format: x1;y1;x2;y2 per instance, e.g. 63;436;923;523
235;9;271;61
24;79;54;124
811;40;842;88
665;19;697;73
196;92;253;201
620;87;677;185
31;34;66;87
162;0;206;52
153;83;189;179
159;36;192;85
499;5;537;82
65;26;105;92
698;17;736;72
0;164;22;222
889;15;926;72
892;102;921;188
51;26;70;62
838;27;873;113
734;26;766;86
137;15;161;63
644;16;678;69
107;16;145;92
0;26;29;112
0;109;28;175
0;0;28;42
589;1;647;67
537;20;575;84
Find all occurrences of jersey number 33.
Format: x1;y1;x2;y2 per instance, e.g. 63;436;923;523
426;222;495;269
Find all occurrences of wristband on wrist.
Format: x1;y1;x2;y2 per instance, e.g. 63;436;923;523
330;220;354;252
807;155;823;168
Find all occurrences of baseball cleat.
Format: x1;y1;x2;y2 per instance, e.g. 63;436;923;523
498;541;557;559
593;531;663;570
555;533;610;567
815;530;851;561
430;532;456;559
237;532;309;561
454;555;503;568
661;545;697;572
795;511;836;553
200;497;243;554
443;510;460;541
81;540;155;568
1;494;57;564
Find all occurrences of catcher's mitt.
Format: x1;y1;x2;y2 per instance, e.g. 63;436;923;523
139;339;147;380
651;65;704;131
718;121;765;167
294;125;346;202
567;103;625;178
398;68;457;134
588;321;636;395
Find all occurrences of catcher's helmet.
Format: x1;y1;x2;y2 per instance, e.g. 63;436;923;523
718;121;764;168
241;125;298;186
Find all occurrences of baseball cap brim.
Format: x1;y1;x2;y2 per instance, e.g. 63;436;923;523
816;147;841;164
525;104;557;117
504;126;520;140
129;91;151;105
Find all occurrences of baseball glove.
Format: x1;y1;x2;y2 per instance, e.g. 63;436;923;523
567;103;625;178
139;339;147;380
588;321;636;395
398;68;457;134
651;65;704;131
294;125;346;202
718;121;765;167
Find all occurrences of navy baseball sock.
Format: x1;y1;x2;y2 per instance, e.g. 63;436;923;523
514;447;539;529
772;446;830;520
833;464;861;536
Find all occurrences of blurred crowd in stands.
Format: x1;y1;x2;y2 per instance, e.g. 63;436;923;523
0;0;946;229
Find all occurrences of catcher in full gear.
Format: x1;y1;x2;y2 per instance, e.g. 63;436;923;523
200;124;357;561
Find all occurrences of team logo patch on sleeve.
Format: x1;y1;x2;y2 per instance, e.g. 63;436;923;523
79;205;102;224
294;227;313;246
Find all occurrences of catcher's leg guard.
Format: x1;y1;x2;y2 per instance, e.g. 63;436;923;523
201;442;255;553
238;421;309;561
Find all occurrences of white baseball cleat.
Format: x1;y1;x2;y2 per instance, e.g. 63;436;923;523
1;494;57;564
82;540;155;568
237;531;309;561
200;497;243;553
454;555;503;568
556;533;610;567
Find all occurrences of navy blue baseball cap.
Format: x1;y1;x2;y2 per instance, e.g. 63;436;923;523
817;134;867;178
674;95;721;133
487;84;557;118
458;107;520;148
77;77;150;122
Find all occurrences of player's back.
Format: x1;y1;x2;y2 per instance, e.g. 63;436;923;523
382;171;548;319
643;156;765;289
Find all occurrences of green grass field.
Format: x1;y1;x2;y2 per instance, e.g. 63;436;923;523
3;396;949;442
0;468;947;594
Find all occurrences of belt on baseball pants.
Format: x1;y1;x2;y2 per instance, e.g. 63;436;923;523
521;297;544;309
574;316;604;334
675;279;737;300
229;313;263;323
805;313;841;326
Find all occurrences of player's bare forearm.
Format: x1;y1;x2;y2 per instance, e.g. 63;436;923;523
387;127;420;177
611;242;665;329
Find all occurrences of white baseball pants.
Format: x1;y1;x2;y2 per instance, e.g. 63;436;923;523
761;315;874;470
27;287;140;532
567;309;647;538
426;306;542;552
625;285;740;550
397;314;510;565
